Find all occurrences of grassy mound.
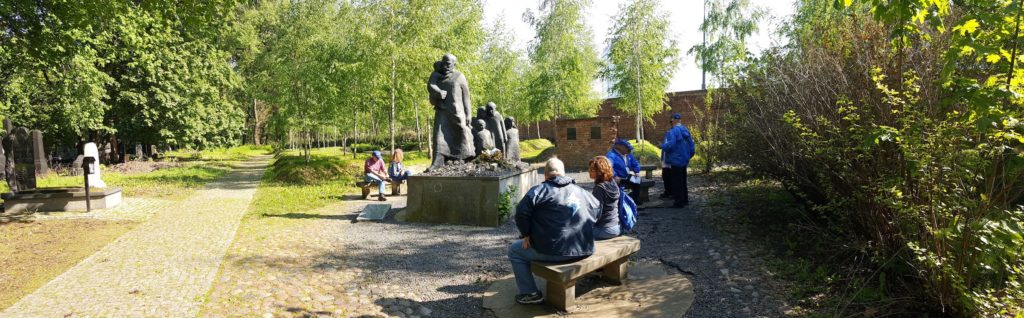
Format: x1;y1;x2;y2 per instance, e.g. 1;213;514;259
265;153;359;185
520;139;556;162
627;139;661;164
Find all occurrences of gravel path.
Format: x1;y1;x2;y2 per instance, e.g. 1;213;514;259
0;156;270;318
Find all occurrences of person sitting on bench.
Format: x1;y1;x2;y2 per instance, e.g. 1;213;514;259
607;139;641;195
588;156;621;240
389;149;413;182
507;158;600;305
364;150;389;201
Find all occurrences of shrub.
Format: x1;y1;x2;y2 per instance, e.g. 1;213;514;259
720;1;1024;315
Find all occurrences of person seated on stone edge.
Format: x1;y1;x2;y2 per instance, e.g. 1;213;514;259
508;157;600;305
589;156;621;240
364;150;389;201
388;148;413;182
606;139;642;194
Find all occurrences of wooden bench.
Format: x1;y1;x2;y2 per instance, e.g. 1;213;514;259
530;236;641;311
639;165;657;179
356;180;403;198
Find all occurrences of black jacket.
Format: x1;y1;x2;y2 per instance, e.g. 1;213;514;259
592;180;620;229
515;175;600;257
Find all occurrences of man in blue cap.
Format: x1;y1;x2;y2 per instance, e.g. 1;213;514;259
364;150;389;201
661;113;695;207
606;139;642;194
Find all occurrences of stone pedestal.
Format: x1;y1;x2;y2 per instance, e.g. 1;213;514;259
2;187;123;213
406;168;538;227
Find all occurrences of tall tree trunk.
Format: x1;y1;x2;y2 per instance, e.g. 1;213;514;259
415;100;423;152
390;55;397;153
353;106;359;159
252;98;262;146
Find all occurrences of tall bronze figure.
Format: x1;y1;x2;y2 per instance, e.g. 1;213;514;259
427;54;475;168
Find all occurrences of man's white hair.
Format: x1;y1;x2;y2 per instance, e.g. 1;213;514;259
545;157;565;176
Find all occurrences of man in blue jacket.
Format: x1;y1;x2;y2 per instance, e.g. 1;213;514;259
508;157;600;305
661;113;695;207
606;139;641;194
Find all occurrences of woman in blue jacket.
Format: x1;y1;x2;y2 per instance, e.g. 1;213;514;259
606;139;641;194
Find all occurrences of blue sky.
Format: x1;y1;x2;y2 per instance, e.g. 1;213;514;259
482;0;797;94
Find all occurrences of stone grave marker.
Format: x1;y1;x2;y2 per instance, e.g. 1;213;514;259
134;143;144;160
83;142;107;188
31;129;49;175
357;204;391;221
10;127;36;192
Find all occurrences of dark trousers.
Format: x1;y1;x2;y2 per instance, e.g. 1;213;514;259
665;166;688;205
662;167;675;195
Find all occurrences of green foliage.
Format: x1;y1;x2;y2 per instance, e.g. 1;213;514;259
626;139;661;165
524;0;603;122
475;17;531;123
0;0;245;147
498;185;518;222
721;0;1024;315
603;0;680;136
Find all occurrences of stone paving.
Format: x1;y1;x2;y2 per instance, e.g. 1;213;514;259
0;156;270;318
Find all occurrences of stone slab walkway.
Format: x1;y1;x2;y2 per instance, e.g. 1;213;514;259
0;156;271;318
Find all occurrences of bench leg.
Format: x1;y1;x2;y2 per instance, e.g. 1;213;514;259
361;186;371;199
545;279;576;311
391;182;402;195
602;258;629;284
645;170;653;179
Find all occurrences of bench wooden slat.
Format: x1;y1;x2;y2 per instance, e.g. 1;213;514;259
530;236;641;283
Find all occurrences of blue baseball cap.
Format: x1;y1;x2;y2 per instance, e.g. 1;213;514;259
614;139;634;151
372;150;382;159
671;113;682;120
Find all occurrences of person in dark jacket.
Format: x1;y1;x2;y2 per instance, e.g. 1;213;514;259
661;113;696;207
589;156;621;240
508;157;600;305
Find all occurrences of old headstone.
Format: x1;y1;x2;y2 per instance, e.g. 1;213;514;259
30;129;49;175
83;142;107;188
7;127;36;192
134;143;144;161
504;117;521;161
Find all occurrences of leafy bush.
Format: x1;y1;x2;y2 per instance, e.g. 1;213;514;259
626;139;660;165
720;1;1024;315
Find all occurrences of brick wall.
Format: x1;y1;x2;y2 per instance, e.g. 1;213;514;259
552;116;620;170
532;89;715;145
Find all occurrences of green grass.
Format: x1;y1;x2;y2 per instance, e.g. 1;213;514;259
165;145;272;162
247;148;362;219
520;139;555;162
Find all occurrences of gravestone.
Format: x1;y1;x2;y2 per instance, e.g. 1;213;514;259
0;141;6;180
134;143;144;161
83;142;107;188
31;129;49;175
8;127;36;192
357;204;391;221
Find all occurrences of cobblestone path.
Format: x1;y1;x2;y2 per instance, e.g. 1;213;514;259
0;156;271;318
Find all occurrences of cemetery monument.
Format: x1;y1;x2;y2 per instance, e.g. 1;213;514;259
407;54;538;227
